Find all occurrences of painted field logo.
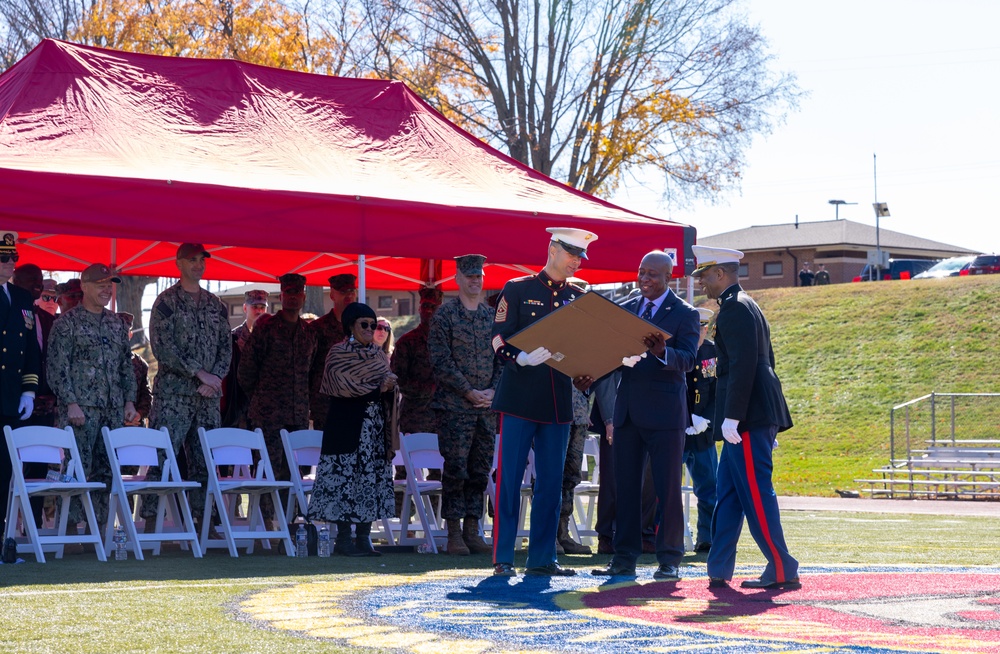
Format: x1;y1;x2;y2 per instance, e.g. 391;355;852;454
239;567;1000;654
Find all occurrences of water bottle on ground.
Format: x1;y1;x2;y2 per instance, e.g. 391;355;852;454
114;525;128;561
317;524;330;558
295;521;308;558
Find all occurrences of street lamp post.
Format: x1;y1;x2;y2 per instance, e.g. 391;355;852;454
828;199;857;220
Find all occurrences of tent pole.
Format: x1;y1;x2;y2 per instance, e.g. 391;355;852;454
111;238;118;312
358;254;367;304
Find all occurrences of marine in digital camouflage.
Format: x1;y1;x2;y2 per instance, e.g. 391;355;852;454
391;322;437;433
428;297;501;520
306;311;346;429
46;305;136;527
145;282;231;521
238;312;316;520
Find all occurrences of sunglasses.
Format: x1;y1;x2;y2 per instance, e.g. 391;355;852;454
40;294;57;302
0;253;19;264
375;324;391;333
356;320;377;330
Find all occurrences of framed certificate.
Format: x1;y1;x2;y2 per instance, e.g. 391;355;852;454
508;291;668;379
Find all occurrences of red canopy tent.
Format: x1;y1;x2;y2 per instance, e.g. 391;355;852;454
0;40;694;290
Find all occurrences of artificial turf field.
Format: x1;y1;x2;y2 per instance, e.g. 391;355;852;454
3;507;999;654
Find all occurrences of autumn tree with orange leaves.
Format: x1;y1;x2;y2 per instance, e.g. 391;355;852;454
1;0;799;203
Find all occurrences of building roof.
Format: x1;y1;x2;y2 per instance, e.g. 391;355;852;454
698;219;976;256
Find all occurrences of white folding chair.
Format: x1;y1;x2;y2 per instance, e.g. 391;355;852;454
396;432;446;553
514;449;536;549
4;425;107;562
682;466;694;552
367;446;404;547
570;435;601;545
199;427;294;557
280;428;321;525
101;426;202;560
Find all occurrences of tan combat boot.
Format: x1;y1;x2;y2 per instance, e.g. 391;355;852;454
557;515;592;554
447;519;470;555
462;518;493;555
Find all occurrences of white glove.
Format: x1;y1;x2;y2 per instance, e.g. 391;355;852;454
18;393;34;420
721;418;741;444
621;351;647;368
516;346;552;367
685;414;710;436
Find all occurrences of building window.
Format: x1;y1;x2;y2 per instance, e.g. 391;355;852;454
378;295;394;310
738;263;748;278
763;261;783;277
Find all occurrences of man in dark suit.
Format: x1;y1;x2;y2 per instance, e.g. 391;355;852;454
0;231;41;531
691;245;799;590
592;250;699;580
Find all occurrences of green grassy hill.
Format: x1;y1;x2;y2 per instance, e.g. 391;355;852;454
740;274;1000;496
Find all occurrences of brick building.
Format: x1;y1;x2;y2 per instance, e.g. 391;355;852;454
697;219;975;290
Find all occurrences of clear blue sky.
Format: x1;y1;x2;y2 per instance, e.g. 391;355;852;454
614;0;1000;255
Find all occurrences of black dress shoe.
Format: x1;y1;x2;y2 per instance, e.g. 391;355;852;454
525;563;577;576
740;577;801;589
708;577;729;588
493;563;517;577
694;541;712;553
653;564;680;581
591;562;637;577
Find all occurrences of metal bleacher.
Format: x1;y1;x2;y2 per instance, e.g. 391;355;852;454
855;392;1000;500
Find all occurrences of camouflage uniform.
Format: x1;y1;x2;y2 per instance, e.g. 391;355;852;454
561;387;592;518
390;323;437;433
306;311;346;429
232;321;252;353
238;314;316;520
47;306;136;527
132;353;152;424
428;298;501;520
146;283;232;521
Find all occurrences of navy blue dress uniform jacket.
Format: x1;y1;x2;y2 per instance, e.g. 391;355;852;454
0;283;41;417
686;339;717;451
712;283;792;434
613;290;700;431
491;271;584;423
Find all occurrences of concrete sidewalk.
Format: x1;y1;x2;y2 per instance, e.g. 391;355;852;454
778;495;1000;517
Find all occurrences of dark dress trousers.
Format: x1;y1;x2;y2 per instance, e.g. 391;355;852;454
610;289;699;568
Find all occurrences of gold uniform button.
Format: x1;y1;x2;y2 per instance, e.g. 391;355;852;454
553;292;558;296
531;312;536;316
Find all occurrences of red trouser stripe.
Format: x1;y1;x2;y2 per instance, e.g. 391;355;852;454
741;431;786;582
492;416;503;562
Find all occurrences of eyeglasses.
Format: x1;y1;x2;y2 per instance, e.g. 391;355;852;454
356;320;376;330
375;324;391;333
0;253;18;264
40;294;57;302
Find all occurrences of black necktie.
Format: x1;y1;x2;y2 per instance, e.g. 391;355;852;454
640;300;654;320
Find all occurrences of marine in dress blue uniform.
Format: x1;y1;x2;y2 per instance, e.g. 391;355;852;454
490;227;596;577
692;245;799;590
683;307;719;552
0;231;42;531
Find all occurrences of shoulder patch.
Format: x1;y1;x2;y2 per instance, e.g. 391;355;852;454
495;297;508;323
155;301;173;318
